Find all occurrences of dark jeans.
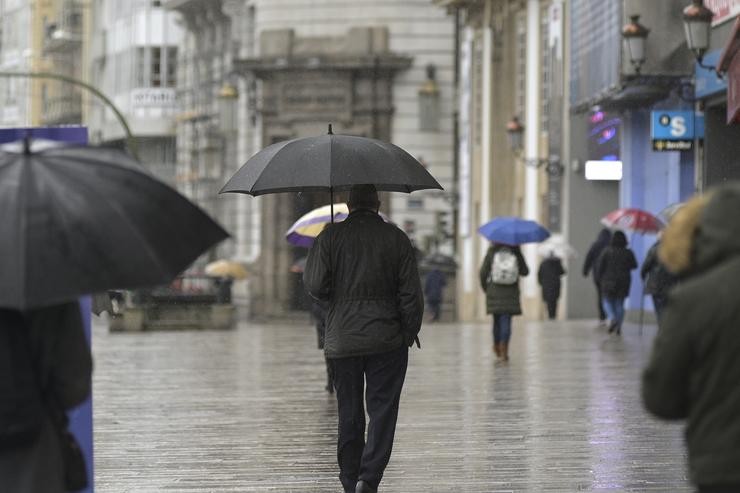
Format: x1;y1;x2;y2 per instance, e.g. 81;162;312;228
330;345;408;492
602;297;625;329
595;280;606;320
544;298;558;319
652;294;668;324
492;314;512;343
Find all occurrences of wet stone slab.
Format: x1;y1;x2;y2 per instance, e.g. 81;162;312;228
92;316;691;492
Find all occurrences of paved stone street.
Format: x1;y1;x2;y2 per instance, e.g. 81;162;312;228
91;316;691;492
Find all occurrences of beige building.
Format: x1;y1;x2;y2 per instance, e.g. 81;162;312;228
0;0;91;127
437;0;567;321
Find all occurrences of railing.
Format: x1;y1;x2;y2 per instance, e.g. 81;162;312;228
44;0;83;53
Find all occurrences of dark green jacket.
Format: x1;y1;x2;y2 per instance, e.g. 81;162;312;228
642;184;740;487
479;245;529;315
304;209;423;359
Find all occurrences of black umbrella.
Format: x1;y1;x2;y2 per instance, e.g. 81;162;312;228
220;125;442;205
0;139;229;310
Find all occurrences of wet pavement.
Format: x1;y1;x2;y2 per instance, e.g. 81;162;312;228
92;315;691;492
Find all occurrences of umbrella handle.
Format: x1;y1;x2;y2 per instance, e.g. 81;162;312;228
330;188;334;223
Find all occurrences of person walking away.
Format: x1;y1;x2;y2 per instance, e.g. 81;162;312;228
595;230;637;335
309;300;334;393
479;242;529;361
583;228;612;325
642;186;740;493
424;268;446;322
0;301;93;493
304;185;423;493
537;252;566;320
640;236;678;323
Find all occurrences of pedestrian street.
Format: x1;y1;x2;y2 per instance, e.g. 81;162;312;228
91;316;691;492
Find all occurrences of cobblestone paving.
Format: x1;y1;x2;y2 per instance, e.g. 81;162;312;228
92;316;691;492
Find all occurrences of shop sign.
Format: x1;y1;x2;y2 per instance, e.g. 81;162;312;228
651;110;705;151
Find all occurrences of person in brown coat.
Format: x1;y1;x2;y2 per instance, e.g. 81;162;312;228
0;302;93;493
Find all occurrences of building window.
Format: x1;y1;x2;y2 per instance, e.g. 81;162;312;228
135;47;146;88
152;0;162;6
514;12;526;123
166;47;177;87
151;47;162;87
540;12;551;133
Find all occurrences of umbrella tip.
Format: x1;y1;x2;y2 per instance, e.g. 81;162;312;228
327;123;333;135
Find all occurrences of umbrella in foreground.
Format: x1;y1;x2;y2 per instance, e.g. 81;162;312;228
658;202;684;223
205;260;248;280
601;208;663;234
0;139;229;310
221;125;443;203
478;217;550;245
286;202;391;247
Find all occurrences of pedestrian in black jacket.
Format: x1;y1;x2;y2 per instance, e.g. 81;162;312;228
640;238;677;322
304;185;423;493
424;268;446;322
538;253;566;320
642;185;740;492
595;230;637;334
583;228;612;323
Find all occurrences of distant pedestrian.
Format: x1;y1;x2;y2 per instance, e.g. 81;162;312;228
479;242;529;361
595;231;637;335
537;252;566;320
424;268;446;322
309;300;334;393
583;228;612;324
304;185;423;493
0;301;93;493
642;186;740;493
640;237;678;322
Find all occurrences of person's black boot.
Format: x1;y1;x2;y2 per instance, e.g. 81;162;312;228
356;480;377;493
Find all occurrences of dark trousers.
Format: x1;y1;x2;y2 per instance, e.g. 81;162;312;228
697;485;740;493
545;298;558;319
594;280;606;320
652;294;668;324
330;345;408;492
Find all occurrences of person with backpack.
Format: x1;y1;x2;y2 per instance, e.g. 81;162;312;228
0;301;93;493
640;236;678;322
479;242;529;361
594;230;638;335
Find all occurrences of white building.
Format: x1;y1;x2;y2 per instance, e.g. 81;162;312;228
89;0;182;183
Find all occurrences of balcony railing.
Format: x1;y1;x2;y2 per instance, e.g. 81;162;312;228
42;94;83;125
44;0;83;53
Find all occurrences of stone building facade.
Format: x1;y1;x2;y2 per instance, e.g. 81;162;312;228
168;0;456;318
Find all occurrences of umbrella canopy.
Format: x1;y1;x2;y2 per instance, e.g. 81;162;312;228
205;260;248;280
658;202;684;223
601;208;663;234
286;202;391;247
478;217;551;245
0;140;229;309
536;235;578;258
220;126;443;196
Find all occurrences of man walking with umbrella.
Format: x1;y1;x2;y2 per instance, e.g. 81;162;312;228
304;185;423;493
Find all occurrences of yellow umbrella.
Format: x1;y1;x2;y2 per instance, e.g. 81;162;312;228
205;260;249;280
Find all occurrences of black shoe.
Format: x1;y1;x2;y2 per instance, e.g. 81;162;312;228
608;321;617;333
325;382;334;394
356;480;377;493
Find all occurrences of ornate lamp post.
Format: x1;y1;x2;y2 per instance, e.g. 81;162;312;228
622;15;650;74
505;116;561;176
683;0;716;69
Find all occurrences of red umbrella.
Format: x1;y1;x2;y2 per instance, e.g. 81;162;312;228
600;208;663;234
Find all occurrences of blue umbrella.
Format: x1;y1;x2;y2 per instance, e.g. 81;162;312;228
478;217;550;245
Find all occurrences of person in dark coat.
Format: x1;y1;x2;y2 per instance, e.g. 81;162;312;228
594;230;637;335
304;185;423;493
479;242;529;361
0;301;93;493
642;185;740;492
537;252;566;320
309;300;334;393
423;268;446;322
582;228;612;324
640;238;677;322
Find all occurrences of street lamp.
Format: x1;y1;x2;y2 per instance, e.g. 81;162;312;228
682;0;715;69
217;81;239;134
622;15;650;74
505;116;562;176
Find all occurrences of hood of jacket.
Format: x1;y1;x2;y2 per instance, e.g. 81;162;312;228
660;183;740;275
